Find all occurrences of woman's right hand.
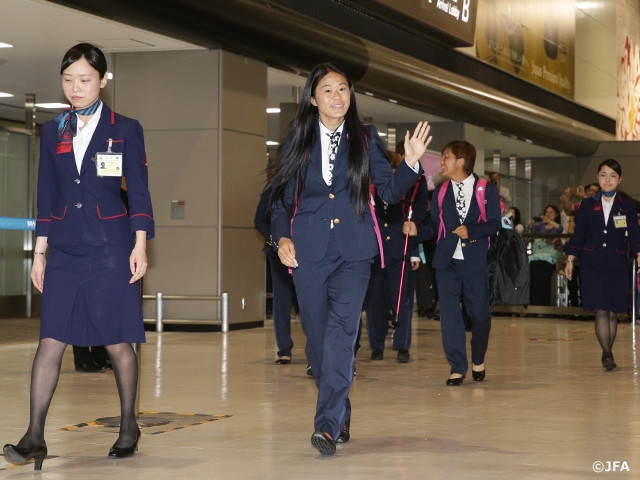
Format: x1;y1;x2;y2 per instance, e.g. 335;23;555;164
277;238;298;268
31;255;46;293
565;258;575;281
402;221;417;236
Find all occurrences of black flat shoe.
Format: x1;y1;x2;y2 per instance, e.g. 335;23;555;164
371;350;384;361
311;431;336;456
336;420;350;444
97;359;113;370
108;428;141;458
397;349;410;363
445;376;464;386
472;370;485;381
275;356;291;365
3;443;47;471
75;361;106;373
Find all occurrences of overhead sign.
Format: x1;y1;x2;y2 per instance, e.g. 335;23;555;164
347;0;478;47
474;0;575;98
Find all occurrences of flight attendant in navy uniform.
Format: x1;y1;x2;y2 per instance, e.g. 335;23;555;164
4;43;154;470
269;62;431;455
404;140;500;386
565;158;640;371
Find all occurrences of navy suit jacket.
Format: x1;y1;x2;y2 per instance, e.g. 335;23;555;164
35;105;154;246
374;177;428;261
416;175;501;271
565;192;640;269
271;124;422;263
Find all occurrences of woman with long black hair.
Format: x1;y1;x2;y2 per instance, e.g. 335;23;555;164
269;62;431;455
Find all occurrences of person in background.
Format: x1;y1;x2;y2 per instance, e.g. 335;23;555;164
489;171;511;206
403;140;500;386
565;159;640;370
365;150;428;363
528;205;563;306
269;62;431;455
505;206;524;235
255;145;298;365
3;43;154;470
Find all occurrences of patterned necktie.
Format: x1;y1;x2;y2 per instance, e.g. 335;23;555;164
455;182;466;223
326;130;340;186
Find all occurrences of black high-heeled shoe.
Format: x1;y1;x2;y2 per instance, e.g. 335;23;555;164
3;442;48;470
108;428;141;458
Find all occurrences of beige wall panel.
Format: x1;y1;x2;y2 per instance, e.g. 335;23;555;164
222;130;266;228
113;50;220;131
142;226;219;321
145;129;219;227
221;227;266;324
221;52;267;136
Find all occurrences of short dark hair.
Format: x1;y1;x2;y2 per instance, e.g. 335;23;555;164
61;43;108;78
442;140;475;175
598;158;622;177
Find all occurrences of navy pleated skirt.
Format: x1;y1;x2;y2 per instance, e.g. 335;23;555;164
40;242;146;346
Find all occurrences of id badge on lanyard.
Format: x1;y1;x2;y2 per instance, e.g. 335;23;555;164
95;138;123;177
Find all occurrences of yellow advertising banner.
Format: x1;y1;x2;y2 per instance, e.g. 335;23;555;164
474;0;575;99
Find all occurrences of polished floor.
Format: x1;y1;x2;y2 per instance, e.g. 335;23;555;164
0;313;639;479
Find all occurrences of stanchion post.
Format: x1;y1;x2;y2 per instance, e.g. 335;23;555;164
221;292;229;333
156;292;163;332
633;258;637;327
135;342;141;421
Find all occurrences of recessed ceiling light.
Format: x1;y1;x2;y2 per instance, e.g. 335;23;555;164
266;141;279;146
36;103;70;109
0;42;13;48
266;107;281;114
0;92;14;97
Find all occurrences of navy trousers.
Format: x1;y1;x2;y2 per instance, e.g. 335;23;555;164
268;254;296;358
366;255;415;351
293;233;371;440
435;259;491;375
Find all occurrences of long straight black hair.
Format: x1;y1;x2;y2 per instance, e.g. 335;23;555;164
268;62;370;220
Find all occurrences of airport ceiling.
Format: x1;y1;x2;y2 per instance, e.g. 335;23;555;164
0;0;572;159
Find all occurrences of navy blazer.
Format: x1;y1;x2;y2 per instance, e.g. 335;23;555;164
374;177;428;261
565;192;640;269
36;105;154;246
271;124;422;263
416;175;501;271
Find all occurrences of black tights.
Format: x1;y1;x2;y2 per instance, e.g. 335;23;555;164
594;310;618;358
17;339;139;449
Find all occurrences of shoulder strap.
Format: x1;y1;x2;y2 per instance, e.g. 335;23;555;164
475;178;488;222
436;180;450;242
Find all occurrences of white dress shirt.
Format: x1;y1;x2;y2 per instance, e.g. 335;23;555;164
72;103;103;174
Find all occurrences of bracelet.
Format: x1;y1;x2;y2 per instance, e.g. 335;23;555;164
34;251;46;256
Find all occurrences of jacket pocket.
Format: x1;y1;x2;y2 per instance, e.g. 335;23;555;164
50;205;67;220
96;202;128;220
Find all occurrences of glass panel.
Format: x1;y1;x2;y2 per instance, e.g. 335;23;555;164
0;129;31;295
